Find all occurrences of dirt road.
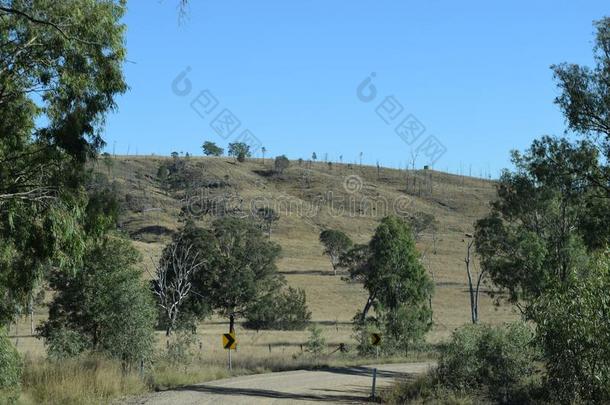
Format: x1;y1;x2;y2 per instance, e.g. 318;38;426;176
126;362;432;404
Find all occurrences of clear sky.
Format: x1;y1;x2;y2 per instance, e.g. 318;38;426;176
103;0;608;177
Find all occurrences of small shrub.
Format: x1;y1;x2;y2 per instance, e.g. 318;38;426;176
164;330;199;366
45;327;89;360
436;322;538;403
305;324;326;356
0;327;22;403
384;374;479;405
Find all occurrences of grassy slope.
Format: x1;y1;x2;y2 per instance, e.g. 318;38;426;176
9;155;516;359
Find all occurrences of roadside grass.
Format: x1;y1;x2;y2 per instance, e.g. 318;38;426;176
15;345;438;405
18;354;148;405
150;344;439;391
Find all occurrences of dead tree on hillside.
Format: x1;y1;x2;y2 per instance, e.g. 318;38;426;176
464;234;486;324
150;240;203;336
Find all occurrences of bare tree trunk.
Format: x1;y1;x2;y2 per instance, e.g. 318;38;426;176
465;239;477;324
360;294;375;322
30;306;34;335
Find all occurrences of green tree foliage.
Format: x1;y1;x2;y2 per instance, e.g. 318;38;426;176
553;17;610;181
183;217;283;332
228;142;251;162
0;327;21;402
305;324;325;356
475;137;608;313
274;155;290;174
436;322;538;403
0;0;127;326
532;254;610;403
344;217;433;354
244;287;311;330
40;236;156;368
319;229;352;275
202;141;224;156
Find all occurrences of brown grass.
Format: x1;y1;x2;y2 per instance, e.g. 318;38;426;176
7;156;516;402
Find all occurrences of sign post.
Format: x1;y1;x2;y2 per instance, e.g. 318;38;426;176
222;332;237;370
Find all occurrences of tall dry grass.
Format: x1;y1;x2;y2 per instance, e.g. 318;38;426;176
18;354;147;405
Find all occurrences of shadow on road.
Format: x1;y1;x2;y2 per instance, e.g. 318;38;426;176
175;385;364;403
173;366;423;403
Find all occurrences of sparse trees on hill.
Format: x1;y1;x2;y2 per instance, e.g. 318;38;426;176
228;142;251;162
319;229;353;275
202;141;224;156
256;207;280;237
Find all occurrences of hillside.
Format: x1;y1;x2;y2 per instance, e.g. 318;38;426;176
10;155;516;358
98;155;515;335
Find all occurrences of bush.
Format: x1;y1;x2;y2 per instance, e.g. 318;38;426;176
244;287;311;330
436;322;538;403
384;374;480;405
532;255;610;403
0;328;22;403
305;324;326;356
45;327;89;360
40;236;157;369
164;330;200;366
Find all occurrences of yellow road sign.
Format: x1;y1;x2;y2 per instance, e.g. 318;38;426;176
223;332;237;350
371;333;381;346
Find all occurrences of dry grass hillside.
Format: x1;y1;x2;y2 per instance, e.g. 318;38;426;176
10;155;516;360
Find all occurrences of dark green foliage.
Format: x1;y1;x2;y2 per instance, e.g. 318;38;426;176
532;255;610;403
202;141;224;156
436;322;538;403
475;136;607;311
178;218;283;329
40;236;156;368
228;142;251;162
345;217;433;355
0;0;127;327
0;327;21;402
44;327;89;360
552;17;610;168
244;287;311;330
274;155;290;174
319;229;352;275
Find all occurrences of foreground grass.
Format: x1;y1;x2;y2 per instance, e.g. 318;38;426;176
15;347;437;405
18;355;148;405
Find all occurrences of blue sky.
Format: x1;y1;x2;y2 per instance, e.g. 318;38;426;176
103;0;608;177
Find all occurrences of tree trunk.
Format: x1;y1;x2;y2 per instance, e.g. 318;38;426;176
229;313;235;333
360;294;375;322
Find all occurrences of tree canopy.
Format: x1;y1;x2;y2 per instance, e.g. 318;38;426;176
0;0;127;326
202;141;224;156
